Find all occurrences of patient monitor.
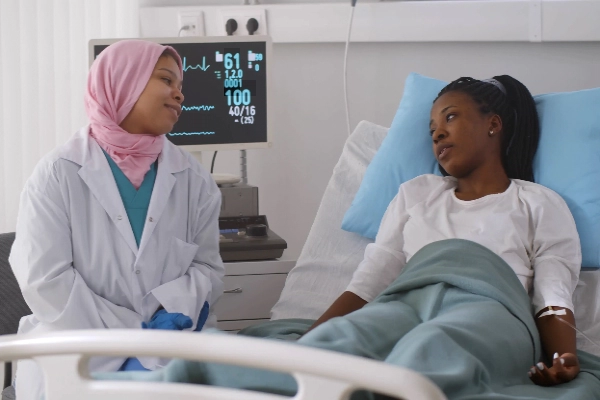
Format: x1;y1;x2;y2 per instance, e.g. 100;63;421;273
89;36;286;261
90;36;272;152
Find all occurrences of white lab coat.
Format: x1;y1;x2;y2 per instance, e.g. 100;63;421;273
9;126;225;400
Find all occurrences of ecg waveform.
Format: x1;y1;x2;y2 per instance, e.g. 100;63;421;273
182;105;216;111
182;56;210;72
168;132;216;136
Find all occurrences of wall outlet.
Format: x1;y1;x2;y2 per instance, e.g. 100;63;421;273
219;8;268;36
178;11;205;36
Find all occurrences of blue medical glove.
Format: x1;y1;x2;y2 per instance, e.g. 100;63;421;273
118;357;150;372
194;301;210;332
141;309;193;330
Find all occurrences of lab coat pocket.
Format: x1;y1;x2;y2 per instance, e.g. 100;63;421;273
162;237;200;283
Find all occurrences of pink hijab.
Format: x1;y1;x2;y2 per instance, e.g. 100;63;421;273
85;40;183;189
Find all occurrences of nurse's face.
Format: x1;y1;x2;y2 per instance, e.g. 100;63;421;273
120;54;184;136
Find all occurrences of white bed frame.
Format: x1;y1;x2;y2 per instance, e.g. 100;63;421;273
0;330;447;400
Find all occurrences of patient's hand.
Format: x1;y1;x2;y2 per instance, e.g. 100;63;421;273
304;291;367;335
528;353;579;386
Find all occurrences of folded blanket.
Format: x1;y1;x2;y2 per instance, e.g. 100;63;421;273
97;239;600;399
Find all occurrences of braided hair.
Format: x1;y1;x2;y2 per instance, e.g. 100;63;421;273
434;76;540;182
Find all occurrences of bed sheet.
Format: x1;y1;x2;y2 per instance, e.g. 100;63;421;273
101;240;600;400
271;120;600;358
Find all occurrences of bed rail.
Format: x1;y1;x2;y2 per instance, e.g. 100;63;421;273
0;330;446;400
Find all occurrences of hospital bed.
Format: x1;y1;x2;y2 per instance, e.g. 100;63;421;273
1;121;600;399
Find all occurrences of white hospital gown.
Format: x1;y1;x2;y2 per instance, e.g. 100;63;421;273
347;174;581;314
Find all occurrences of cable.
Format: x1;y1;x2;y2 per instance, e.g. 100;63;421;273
343;2;356;137
556;316;600;351
211;151;218;174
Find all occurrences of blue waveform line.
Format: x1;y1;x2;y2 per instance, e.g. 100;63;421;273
182;56;210;72
182;105;215;111
168;132;216;136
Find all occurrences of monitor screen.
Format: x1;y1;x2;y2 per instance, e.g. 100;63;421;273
89;36;272;151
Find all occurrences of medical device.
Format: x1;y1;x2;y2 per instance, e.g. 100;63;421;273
219;183;259;217
89;36;273;152
218;215;287;261
217;184;287;261
89;37;287;261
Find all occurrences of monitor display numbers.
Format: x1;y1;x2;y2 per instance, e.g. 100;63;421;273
220;51;257;126
93;40;268;147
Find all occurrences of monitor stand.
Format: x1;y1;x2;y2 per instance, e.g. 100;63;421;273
240;149;248;184
191;150;251;184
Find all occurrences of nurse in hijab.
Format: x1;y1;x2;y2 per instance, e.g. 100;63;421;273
9;39;224;400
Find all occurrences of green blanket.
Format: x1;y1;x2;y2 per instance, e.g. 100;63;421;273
97;239;600;399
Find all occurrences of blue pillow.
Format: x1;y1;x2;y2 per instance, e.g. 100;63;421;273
341;73;600;268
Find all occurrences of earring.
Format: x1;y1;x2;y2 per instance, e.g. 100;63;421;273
489;130;494;137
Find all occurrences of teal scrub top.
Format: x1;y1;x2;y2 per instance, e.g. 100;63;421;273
103;150;157;247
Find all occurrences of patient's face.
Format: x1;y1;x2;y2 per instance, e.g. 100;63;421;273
429;91;500;178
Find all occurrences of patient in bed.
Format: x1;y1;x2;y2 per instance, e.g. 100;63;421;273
307;75;581;387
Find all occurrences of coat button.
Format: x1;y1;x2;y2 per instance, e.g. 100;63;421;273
117;215;123;220
149;217;154;222
135;270;141;274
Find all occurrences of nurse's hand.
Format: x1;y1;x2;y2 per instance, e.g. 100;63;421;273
141;309;193;330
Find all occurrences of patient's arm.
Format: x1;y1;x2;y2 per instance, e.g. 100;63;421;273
529;307;580;386
305;291;367;334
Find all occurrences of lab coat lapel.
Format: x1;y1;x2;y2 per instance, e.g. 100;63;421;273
137;141;190;257
68;127;139;256
137;163;175;257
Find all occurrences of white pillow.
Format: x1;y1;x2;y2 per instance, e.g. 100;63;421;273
270;121;387;320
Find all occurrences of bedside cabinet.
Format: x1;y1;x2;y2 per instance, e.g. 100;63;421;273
213;259;295;332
